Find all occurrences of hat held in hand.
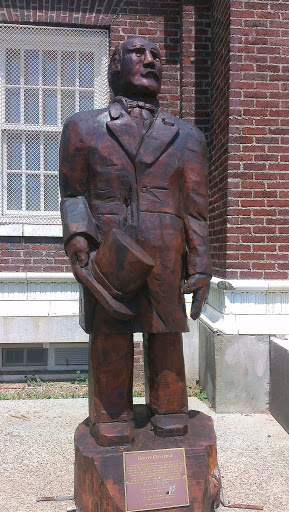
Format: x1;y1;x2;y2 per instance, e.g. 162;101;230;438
75;228;154;321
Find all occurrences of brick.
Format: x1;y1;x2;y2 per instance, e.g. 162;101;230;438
251;262;276;271
266;253;288;262
253;244;276;253
241;235;266;244
239;271;263;279
264;272;288;279
277;263;289;271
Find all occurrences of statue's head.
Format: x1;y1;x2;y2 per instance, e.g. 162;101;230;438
108;37;162;99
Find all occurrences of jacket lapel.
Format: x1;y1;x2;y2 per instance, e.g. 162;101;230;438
137;112;179;165
106;103;180;164
106;103;140;160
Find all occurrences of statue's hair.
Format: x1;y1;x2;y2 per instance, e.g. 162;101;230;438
108;45;122;97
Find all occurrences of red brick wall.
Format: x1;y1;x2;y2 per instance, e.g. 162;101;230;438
180;1;211;135
226;0;289;279
208;0;289;280
208;0;230;278
2;1;288;282
180;0;194;123
0;238;68;273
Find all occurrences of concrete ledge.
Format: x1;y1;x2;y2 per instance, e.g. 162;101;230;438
0;223;62;237
270;336;289;433
199;321;270;413
0;316;88;344
202;276;289;335
0;272;74;282
0;272;79;316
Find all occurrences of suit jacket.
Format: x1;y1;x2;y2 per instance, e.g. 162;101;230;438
59;101;212;334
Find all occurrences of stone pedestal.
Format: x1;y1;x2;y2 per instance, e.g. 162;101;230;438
270;336;289;433
199;321;270;413
74;406;220;512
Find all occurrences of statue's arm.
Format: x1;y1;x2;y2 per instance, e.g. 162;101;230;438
181;129;212;320
59;114;100;274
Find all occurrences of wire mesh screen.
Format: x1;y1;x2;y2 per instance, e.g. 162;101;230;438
0;25;109;224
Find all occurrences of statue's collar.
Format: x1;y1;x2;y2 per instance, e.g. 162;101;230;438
112;96;159;116
107;100;179;165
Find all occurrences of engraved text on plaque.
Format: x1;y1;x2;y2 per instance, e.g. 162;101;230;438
123;448;189;512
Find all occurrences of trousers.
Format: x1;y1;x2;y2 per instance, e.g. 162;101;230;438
88;332;188;432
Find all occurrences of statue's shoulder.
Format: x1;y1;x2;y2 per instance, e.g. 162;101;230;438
63;107;109;132
161;112;206;147
173;115;206;144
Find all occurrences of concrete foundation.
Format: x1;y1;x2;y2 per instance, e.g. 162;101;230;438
270;336;289;434
183;317;199;387
0;315;88;344
199;321;270;413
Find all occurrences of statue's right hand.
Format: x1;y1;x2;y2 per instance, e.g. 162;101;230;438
66;236;90;276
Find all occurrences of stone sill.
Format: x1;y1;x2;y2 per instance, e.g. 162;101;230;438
0;273;78;315
0;272;74;282
202;277;289;335
0;301;79;316
212;276;289;291
0;224;62;237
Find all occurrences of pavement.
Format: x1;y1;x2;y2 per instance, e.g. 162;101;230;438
0;397;288;512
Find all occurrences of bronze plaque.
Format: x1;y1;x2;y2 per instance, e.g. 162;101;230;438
123;448;189;512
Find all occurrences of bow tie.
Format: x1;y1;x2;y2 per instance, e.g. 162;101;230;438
125;99;157;115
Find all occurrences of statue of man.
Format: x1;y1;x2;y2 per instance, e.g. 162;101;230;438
59;37;212;447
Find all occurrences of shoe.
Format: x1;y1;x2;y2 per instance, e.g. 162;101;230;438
90;420;134;447
151;413;188;437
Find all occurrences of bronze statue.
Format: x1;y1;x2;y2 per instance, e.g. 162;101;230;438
59;37;212;447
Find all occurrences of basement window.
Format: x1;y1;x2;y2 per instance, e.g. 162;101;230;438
2;347;48;366
54;347;88;366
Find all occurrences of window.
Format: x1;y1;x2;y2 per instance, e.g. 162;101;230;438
54;347;88;366
3;347;48;366
0;25;109;228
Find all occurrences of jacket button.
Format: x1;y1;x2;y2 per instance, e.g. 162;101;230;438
141;187;148;193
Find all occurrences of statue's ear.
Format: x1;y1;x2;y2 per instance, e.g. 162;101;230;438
108;47;121;96
109;51;121;74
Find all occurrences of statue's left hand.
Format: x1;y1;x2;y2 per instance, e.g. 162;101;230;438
66;236;90;275
183;273;211;320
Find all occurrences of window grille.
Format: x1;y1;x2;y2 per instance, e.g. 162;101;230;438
2;347;48;366
0;25;109;225
54;347;88;366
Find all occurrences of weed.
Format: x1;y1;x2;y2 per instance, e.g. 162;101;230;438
0;382;89;400
72;371;88;385
0;379;207;403
133;389;143;397
25;375;43;387
187;380;208;402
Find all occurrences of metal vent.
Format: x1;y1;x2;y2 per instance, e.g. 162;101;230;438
0;24;109;224
54;347;88;366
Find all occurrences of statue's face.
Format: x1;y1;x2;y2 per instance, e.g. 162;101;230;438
119;38;162;98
